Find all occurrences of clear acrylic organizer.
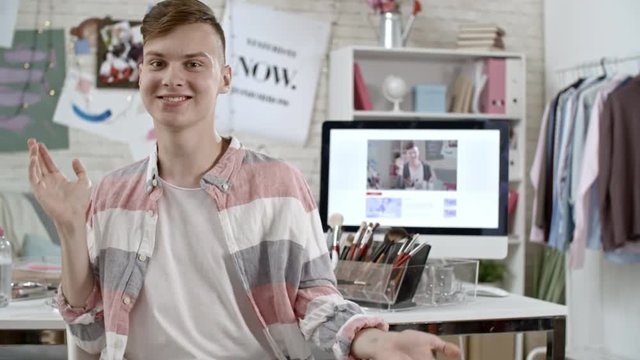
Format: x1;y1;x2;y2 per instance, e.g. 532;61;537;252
412;259;478;307
335;258;478;309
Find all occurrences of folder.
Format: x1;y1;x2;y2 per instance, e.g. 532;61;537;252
480;58;506;114
505;58;524;117
353;62;373;111
508;190;519;216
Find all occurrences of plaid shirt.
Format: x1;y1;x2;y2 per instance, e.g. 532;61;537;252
56;137;387;360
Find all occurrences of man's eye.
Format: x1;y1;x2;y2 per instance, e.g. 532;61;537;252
149;60;163;68
188;61;202;68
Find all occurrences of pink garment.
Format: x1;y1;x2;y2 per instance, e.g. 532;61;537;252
569;78;624;268
529;104;550;243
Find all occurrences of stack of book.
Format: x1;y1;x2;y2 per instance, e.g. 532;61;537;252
456;23;505;51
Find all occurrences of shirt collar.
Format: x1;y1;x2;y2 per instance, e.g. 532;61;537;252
144;136;244;194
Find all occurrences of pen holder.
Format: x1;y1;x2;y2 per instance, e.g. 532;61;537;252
335;260;428;309
412;259;479;306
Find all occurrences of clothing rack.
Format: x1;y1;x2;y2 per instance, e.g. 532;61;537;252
554;54;640;73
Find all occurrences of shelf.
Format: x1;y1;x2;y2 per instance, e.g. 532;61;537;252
508;235;521;245
352;111;521;121
330;46;528;296
509;175;524;183
350;46;525;61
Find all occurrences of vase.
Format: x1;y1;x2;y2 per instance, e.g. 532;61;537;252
378;10;403;49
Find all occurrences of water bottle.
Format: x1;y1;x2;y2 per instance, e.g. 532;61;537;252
0;226;12;308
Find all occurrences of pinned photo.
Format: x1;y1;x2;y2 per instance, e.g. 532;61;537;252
96;19;143;88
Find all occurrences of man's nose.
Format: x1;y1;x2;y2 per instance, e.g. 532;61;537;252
162;64;184;87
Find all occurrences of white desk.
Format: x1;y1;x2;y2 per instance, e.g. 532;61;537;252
1;296;567;359
366;294;568;360
0;299;65;330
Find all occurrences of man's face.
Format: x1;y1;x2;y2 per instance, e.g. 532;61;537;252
407;146;419;161
139;23;231;130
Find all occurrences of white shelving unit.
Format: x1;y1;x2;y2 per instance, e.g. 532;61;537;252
328;46;527;295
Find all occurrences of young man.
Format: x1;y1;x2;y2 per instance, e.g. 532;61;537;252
401;142;438;190
27;1;460;359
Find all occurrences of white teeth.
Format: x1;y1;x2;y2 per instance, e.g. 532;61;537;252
163;96;187;102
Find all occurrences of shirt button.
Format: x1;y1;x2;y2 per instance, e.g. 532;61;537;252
123;296;131;305
151;178;158;187
138;254;147;262
222;183;229;191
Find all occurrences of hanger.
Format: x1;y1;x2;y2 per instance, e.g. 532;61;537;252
597;57;608;80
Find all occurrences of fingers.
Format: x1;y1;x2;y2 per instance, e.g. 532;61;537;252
433;339;461;358
72;159;91;187
28;138;45;180
32;149;45;184
27;139;40;186
28;154;41;186
39;142;60;174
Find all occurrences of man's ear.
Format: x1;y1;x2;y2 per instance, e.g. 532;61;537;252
138;61;143;88
219;65;232;94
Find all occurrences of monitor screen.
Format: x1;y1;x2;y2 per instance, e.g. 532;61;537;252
319;120;509;259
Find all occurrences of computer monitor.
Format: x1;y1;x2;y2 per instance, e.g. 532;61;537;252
319;120;509;259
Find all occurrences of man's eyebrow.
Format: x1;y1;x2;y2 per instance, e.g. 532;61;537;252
183;52;211;59
145;51;164;58
144;51;211;59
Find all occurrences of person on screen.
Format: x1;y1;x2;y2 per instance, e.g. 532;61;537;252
400;141;438;190
390;151;403;177
25;1;459;359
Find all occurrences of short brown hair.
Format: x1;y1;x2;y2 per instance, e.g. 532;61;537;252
141;0;226;57
404;141;417;151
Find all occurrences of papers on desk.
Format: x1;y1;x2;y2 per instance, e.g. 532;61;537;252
13;258;61;287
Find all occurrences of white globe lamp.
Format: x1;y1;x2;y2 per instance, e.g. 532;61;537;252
382;74;408;112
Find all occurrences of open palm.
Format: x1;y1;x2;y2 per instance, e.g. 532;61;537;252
371;330;460;360
27;139;91;227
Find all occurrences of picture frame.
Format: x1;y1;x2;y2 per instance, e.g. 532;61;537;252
96;18;143;88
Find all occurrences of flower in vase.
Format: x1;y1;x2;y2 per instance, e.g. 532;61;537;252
366;0;399;13
366;0;422;15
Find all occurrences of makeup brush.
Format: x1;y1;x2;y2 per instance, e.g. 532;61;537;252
372;227;408;263
357;222;380;261
340;234;355;260
328;213;343;269
346;221;367;260
395;241;431;267
393;233;420;266
352;223;373;261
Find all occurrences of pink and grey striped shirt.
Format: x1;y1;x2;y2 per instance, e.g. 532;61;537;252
56;137;387;360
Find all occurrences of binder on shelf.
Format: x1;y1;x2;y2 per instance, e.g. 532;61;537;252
480;58;506;114
505;58;524;117
508;190;519;231
353;62;373;111
508;190;519;216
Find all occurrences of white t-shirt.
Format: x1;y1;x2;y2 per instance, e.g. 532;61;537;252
125;179;272;360
408;163;425;188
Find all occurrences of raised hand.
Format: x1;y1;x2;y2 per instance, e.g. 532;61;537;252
27;138;92;228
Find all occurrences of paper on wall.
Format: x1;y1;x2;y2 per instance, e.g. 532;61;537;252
0;0;19;48
53;69;155;160
216;1;331;145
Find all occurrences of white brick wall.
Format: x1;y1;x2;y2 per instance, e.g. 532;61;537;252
1;0;544;205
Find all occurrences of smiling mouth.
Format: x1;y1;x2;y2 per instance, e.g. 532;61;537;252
158;96;192;103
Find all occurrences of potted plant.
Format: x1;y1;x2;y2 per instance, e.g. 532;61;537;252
478;260;507;287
